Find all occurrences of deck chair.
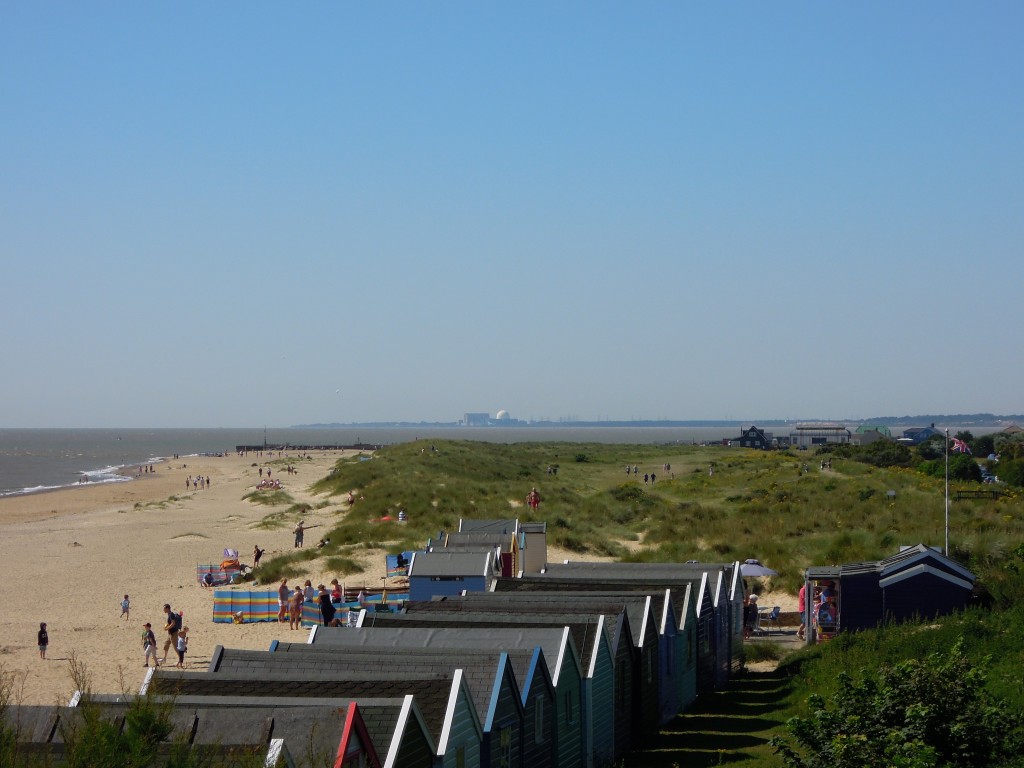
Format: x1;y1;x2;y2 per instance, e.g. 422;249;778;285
764;606;781;635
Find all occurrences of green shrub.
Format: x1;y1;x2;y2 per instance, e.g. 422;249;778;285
744;641;782;664
772;641;1022;768
323;555;365;576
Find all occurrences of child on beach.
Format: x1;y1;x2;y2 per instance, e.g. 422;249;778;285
142;622;157;667
38;622;48;660
121;594;130;620
175;626;189;668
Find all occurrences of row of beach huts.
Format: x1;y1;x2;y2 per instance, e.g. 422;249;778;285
3;518;754;767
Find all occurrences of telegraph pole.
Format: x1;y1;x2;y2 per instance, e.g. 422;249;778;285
944;428;950;556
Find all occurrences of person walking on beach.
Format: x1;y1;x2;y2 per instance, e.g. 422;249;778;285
120;594;131;621
277;579;289;622
293;520;305;548
253;545;264;569
38;622;48;660
142;622;157;667
160;604;181;664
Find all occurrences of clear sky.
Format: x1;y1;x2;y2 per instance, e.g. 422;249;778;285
2;3;1021;428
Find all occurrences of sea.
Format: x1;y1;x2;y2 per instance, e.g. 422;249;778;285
0;426;742;497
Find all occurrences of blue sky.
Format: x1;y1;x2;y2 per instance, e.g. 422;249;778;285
2;3;1021;427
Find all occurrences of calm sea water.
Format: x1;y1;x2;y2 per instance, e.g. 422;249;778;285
0;426;740;497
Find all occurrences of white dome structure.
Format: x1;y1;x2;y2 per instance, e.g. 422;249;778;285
495;410;511;421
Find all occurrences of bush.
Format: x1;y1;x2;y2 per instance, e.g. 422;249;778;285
771;640;1022;768
999;459;1024;488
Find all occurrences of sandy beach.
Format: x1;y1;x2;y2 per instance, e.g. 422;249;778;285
1;450;797;705
0;450;384;705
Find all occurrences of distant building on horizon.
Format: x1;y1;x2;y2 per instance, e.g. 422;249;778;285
856;424;891;437
736;425;773;450
901;424;942;444
462;410;525;427
790;422;852;449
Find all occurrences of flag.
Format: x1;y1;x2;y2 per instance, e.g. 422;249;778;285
951;437;972;454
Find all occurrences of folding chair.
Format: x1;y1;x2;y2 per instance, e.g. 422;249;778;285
764;606;781;635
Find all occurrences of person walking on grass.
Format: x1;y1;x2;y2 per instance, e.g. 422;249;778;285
120;594;130;621
38;622;48;660
142;622;157;668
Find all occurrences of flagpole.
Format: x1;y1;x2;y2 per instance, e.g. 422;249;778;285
944;428;950;556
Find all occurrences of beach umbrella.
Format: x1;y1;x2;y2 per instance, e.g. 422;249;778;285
741;558;778;577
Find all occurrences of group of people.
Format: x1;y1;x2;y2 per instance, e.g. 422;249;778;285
276;578;350;629
136;603;189;669
39;598;189;669
797;580;838;641
623;465;670;483
186;475;211;490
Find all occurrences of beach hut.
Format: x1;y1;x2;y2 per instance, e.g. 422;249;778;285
541;559;744;688
149;663;478;768
281;627;584;768
496;571;719;697
517;522;548;575
433;532;518;577
447;590;668;731
407;549;499;601
803;544;976;644
458;518;518;535
297;627;528;768
515;645;558;768
360;608;622;765
63;697;382;768
182;696;431;768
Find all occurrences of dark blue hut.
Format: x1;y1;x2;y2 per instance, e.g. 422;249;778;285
803;544;976;644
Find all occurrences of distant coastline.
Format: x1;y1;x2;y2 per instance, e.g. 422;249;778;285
295;413;1023;430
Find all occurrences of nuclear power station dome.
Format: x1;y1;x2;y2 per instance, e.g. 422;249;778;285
495;410;511;421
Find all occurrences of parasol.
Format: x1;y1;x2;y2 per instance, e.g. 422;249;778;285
741;558;778;577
